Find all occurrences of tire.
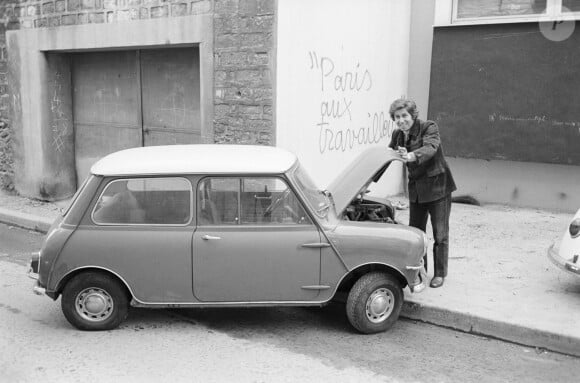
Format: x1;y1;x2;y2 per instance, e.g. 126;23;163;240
346;272;403;334
61;272;129;331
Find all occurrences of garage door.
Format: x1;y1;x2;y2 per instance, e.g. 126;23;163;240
72;48;201;184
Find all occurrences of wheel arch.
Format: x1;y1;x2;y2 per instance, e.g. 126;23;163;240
335;263;407;297
53;266;133;300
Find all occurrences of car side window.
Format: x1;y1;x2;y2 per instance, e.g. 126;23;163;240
198;178;239;225
241;178;312;225
92;177;192;225
197;177;312;226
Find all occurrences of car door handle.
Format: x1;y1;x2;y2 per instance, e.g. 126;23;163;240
301;242;331;248
202;235;221;240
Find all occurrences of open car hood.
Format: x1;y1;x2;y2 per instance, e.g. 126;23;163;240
325;147;403;216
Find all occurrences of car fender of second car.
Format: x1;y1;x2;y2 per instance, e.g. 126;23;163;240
548;208;580;276
324;220;427;286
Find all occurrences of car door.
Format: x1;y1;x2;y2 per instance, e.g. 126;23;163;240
192;176;323;302
67;177;195;303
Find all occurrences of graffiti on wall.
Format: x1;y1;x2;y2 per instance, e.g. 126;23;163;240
308;51;395;154
50;71;69;153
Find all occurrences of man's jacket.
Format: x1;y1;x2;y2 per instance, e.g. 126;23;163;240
389;119;456;203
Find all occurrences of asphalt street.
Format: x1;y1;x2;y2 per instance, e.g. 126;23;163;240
2;222;579;382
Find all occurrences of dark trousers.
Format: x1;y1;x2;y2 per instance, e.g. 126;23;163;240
409;194;452;278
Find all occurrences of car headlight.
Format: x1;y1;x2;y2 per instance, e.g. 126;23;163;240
570;218;580;238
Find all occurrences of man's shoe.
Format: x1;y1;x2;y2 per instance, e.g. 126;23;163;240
430;276;444;288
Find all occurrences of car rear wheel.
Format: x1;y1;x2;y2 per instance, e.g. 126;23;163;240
346;272;403;334
61;272;129;331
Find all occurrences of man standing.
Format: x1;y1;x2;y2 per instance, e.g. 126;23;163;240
388;98;456;288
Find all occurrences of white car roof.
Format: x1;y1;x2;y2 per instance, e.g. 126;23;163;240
91;144;298;176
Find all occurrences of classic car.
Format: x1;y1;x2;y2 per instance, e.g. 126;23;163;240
548;208;580;276
28;144;427;333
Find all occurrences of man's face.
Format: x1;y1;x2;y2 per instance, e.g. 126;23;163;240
393;109;414;132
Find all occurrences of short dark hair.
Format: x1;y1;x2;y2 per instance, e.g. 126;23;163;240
389;98;419;121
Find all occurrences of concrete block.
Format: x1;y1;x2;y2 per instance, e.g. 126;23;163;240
171;3;187;17
215;0;238;15
257;0;274;15
139;7;149;18
28;5;40;16
89;12;105;23
68;0;81;12
62;14;78;25
55;1;66;12
190;0;211;14
34;18;48;28
42;2;55;15
150;5;168;18
78;13;89;24
81;0;96;10
48;15;61;26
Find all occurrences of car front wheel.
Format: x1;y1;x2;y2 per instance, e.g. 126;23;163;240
346;272;403;334
61;272;129;331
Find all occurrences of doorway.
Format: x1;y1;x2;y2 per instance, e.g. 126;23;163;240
72;47;201;185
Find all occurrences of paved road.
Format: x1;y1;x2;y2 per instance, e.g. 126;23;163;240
1;223;579;382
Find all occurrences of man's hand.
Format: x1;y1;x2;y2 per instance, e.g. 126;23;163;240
397;146;417;162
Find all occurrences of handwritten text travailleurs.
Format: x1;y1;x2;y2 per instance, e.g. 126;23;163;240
308;51;394;154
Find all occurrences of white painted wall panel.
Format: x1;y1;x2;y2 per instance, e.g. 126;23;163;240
276;0;411;196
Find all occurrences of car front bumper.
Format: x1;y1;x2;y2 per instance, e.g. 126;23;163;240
547;242;580;276
406;259;427;293
27;255;46;296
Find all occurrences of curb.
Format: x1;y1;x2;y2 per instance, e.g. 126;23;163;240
0;207;53;234
401;301;580;357
1;207;578;357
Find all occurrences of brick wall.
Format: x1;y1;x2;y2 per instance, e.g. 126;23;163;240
0;0;277;191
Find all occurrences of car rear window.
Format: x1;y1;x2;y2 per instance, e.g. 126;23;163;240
92;177;192;225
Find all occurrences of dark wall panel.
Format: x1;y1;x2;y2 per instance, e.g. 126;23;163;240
429;22;580;165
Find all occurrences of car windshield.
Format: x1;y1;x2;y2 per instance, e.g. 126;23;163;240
292;165;332;218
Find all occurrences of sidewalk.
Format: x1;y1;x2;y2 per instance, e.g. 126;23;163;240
1;190;579;357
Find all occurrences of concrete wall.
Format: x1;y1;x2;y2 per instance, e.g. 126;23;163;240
408;0;436;118
449;158;580;212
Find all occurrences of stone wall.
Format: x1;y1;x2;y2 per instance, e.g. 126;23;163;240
0;5;18;191
0;0;277;191
213;0;275;144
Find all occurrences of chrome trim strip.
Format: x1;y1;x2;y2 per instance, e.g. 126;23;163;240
130;299;326;308
301;285;331;290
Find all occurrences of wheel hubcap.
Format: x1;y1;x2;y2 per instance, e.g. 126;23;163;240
75;287;114;322
365;288;394;323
